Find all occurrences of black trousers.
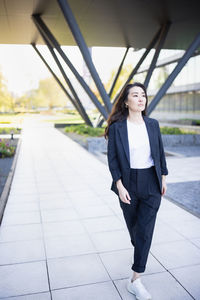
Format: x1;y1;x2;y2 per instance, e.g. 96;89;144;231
119;166;161;273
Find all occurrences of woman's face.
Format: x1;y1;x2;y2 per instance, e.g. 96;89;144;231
125;86;146;113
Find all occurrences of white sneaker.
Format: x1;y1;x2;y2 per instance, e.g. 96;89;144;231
127;277;152;300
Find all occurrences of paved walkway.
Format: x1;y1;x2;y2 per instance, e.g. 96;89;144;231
0;116;200;300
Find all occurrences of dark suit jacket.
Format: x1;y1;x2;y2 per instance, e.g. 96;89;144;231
107;116;168;195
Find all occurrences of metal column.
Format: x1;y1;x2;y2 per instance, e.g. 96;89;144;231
113;27;162;102
144;22;171;88
109;47;130;98
35;23;92;126
32;14;108;120
57;0;112;114
147;32;200;115
31;44;84;119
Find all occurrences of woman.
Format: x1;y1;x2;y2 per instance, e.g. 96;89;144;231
105;82;168;300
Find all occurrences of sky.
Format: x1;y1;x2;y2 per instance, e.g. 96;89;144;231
0;44;198;97
0;45;131;96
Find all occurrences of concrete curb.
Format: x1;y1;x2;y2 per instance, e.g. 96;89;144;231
87;134;200;153
0;138;21;224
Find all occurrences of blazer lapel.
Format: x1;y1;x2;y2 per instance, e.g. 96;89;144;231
117;118;130;165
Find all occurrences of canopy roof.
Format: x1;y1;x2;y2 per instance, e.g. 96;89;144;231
0;0;199;49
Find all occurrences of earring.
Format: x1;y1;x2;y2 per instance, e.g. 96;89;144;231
125;103;128;108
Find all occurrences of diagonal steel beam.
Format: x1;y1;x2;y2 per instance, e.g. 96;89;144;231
109;46;130;98
35;22;93;126
32;14;108;120
147;32;200;115
144;22;171;89
113;26;162;103
57;0;112;114
31;43;86;121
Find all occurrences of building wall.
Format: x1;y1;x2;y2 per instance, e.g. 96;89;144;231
149;91;200;113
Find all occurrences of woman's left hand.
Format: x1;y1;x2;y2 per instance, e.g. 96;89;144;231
161;176;167;196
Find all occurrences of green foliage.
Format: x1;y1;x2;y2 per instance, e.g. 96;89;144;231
195;120;200;125
64;124;105;137
32;77;68;109
65;125;197;137
0;113;24;124
160;126;196;135
0;127;21;134
106;64;134;100
0;139;16;158
155;66;169;89
0;70;15;112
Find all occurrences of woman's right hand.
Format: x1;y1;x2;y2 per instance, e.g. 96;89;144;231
116;179;131;204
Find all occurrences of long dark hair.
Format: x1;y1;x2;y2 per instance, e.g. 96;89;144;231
104;82;148;138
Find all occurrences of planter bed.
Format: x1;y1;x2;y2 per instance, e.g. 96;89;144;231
0;138;21;223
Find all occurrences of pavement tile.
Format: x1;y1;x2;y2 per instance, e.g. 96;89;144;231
39;193;68;202
0;224;43;243
99;249;165;280
170;264;200;300
167;219;200;239
4;202;40;213
67;190;100;201
41;208;79;223
1;211;41;226
152;220;185;244
151;239;200;269
44;233;96;258
0;292;51;300
157;204;198;223
89;229;131;252
190;238;200;249
0;261;49;298
63;182;88;192
8;191;39;198
70;196;104;208
75;204;114;219
82;215;125;233
47;254;110;290
39;199;72;210
7;195;39;203
51;281;121;300
42;220;86;238
0;239;45;265
114;271;193;299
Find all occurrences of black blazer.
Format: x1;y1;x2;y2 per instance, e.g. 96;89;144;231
107;116;168;196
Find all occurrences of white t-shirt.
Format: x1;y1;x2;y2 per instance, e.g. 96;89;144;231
127;119;154;169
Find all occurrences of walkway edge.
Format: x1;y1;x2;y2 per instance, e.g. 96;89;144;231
0;137;22;224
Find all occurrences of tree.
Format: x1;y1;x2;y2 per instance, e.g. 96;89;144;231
0;70;15;112
155;66;169;89
35;77;68;109
16;77;70;111
105;64;146;101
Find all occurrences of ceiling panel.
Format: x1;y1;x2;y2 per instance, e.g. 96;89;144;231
0;0;199;49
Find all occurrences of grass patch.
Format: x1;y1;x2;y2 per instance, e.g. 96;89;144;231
65;124;197;137
161;126;197;135
64;124;105;137
0;113;24;124
0;127;21;134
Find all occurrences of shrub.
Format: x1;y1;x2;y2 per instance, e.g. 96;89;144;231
193;120;200;126
64;124;197;136
160;126;196;135
0;139;16;158
0;127;21;134
64;124;105;137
